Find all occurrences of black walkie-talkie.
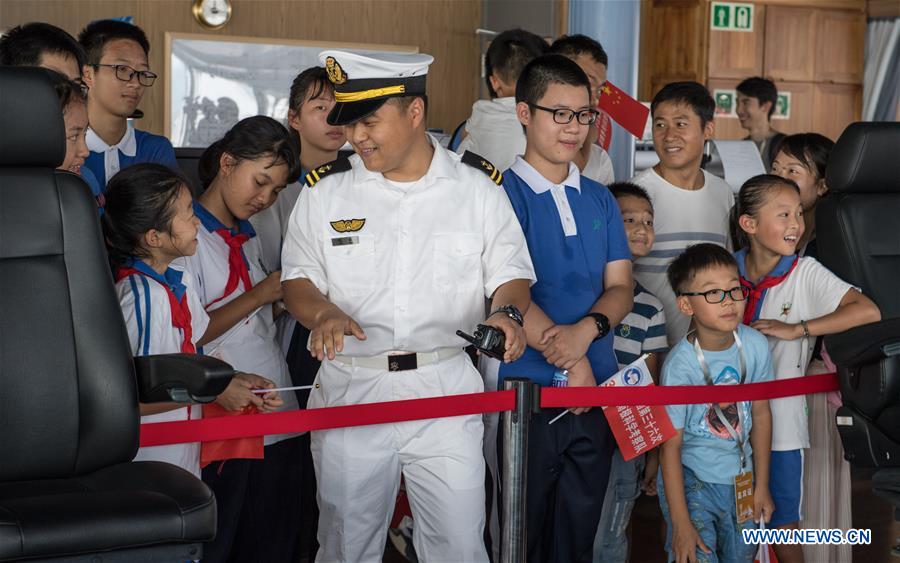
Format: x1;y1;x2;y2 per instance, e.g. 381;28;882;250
456;324;506;360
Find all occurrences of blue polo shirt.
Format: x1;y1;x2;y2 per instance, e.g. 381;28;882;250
498;156;631;387
85;126;178;187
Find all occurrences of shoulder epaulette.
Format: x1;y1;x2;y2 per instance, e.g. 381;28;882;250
304;156;352;188
461;151;503;186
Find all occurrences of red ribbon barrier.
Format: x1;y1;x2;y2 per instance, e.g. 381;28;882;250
140;373;838;447
539;373;838;408
141;389;516;447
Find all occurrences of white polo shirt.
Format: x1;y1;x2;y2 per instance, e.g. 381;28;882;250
183;214;300;446
281;135;536;356
738;254;853;451
116;259;210;477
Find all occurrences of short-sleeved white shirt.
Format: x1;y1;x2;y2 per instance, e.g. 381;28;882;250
631;167;735;346
183;212;300;445
582;144;615;186
281;135;536;356
740;255;853;450
115;259;210;477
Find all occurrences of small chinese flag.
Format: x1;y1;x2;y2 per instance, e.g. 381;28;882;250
200;403;264;468
598;81;650;139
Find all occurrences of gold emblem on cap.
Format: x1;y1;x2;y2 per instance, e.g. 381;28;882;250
330;218;366;233
325;57;347;85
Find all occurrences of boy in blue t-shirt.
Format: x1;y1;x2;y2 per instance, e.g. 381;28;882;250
79;20;177;188
593;182;668;563
499;54;633;563
659;244;774;563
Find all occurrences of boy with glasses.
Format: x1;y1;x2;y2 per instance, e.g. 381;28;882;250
659;243;773;563
499;53;634;562
78;20;177;188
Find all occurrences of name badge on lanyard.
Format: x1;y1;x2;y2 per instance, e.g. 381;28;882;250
692;330;754;524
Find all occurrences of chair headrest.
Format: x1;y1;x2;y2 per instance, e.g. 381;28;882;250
0;67;65;167
826;121;900;194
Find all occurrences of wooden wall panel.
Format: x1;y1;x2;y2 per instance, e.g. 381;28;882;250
708;3;765;80
813;83;861;141
764;6;817;82
814;10;865;84
0;0;482;135
639;0;708;101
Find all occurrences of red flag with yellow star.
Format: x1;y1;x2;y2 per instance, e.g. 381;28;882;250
598;81;650;139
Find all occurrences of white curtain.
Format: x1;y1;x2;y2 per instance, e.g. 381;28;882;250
862;18;900;121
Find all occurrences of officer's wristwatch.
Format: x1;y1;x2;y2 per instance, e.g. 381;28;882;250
490;305;524;327
585;312;611;340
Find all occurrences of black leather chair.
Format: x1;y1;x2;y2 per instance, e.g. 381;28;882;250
0;67;232;561
817;121;900;469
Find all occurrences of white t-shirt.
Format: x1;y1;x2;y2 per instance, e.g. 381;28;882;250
581;144;615;186
115;260;210;477
631;167;734;346
744;256;853;450
456;97;525;173
183;217;300;446
282;135;536;356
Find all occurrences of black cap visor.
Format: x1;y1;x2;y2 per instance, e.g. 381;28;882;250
326;98;389;126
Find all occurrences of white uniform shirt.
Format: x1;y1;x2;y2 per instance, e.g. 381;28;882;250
749;257;853;451
183;211;300;446
631;167;734;345
581;144;615;186
115;259;209;477
282;135;536;356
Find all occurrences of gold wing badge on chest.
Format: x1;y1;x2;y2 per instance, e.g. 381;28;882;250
330;218;366;233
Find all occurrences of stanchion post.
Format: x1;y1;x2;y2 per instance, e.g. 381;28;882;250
501;378;534;563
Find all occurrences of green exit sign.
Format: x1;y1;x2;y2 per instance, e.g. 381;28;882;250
711;2;754;32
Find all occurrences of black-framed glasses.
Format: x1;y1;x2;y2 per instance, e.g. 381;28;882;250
678;286;750;304
529;103;598;125
93;64;157;86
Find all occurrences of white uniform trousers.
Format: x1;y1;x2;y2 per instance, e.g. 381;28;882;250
309;352;489;563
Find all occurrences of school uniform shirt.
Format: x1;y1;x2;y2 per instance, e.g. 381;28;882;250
115;258;209;477
85;125;178;187
735;251;853;451
614;282;668;369
281;134;535;356
456;97;525;173
498;156;632;387
249;176;306;355
582;144;615;186
183;202;300;445
663;324;774;485
631;167;734;346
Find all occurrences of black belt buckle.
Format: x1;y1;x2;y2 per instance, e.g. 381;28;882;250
388;353;417;372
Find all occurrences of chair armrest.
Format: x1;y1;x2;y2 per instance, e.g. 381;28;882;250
134;353;234;404
824;317;900;367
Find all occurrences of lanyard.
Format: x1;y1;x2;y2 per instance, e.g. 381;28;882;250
692;330;748;471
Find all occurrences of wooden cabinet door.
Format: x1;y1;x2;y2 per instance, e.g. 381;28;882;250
815;10;865;84
812;83;862;141
771;82;814;135
764;6;817;82
639;0;707;101
708;3;765;79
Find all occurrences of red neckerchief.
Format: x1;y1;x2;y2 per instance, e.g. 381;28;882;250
740;256;800;325
116;267;195;354
208;229;253;307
